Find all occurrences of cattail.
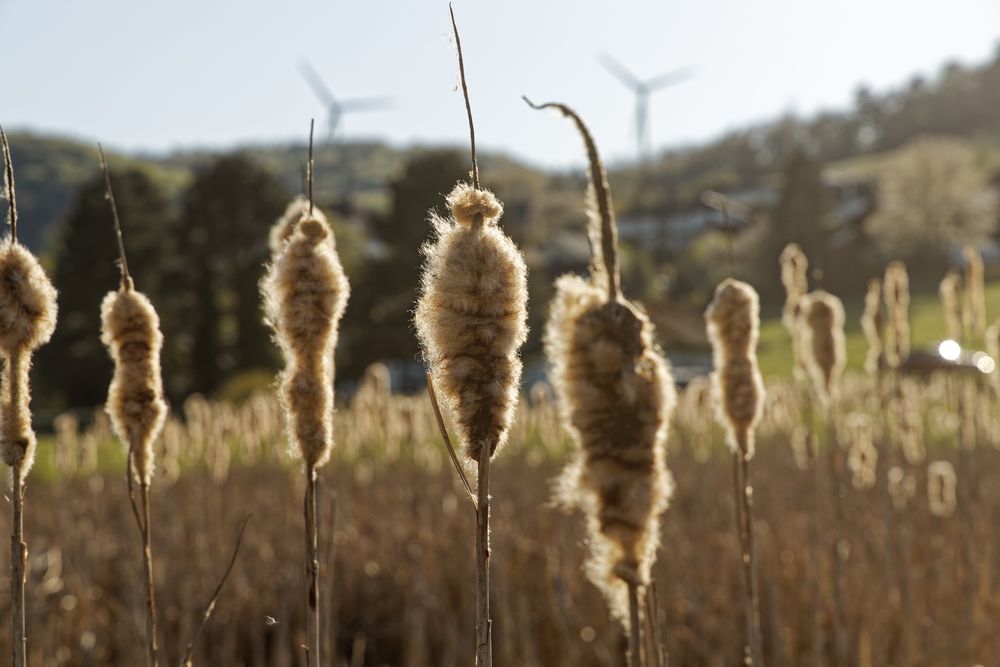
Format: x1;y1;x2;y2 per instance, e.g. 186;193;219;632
529;99;674;666
963;246;985;340
415;182;528;462
269;195;331;256
860;278;885;376
939;270;963;344
887;466;916;512
261;124;349;667
101;286;169;484
927;460;957;518
883;261;910;369
705;279;765;459
0;127;57;667
705;278;765;666
779;243;808;330
262;215;349;467
987;319;1000;394
798;290;846;405
0;240;58;474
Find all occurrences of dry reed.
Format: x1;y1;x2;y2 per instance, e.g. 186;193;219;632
261;122;350;667
528;97;674;667
0;127;58;667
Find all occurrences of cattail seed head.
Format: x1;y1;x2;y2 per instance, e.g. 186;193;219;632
0;239;57;472
262;214;350;468
939;270;963;343
100;286;168;485
548;275;674;619
798;290;846;405
883;261;910;368
415;183;528;462
705;279;765;459
269;196;331;256
533;100;674;622
779;243;808;329
861;278;885;376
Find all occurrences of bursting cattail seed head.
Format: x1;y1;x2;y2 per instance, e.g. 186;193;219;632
262;214;350;468
532;100;675;622
779;243;808;330
860;278;884;376
415;183;528;462
100;286;168;485
0;239;58;472
705;279;765;459
798;290;846;404
883;261;910;369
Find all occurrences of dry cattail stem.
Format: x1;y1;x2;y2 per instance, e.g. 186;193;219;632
415;11;529;666
705;279;765;667
0;127;57;667
261;122;349;667
529;98;674;665
98;144;168;667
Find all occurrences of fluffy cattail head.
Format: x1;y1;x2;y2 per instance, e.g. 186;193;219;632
927;460;957;518
415;183;528;462
269;196;330;256
101;287;168;485
861;278;885;375
705;279;765;458
799;290;846;404
883;261;911;368
533;99;674;623
0;240;58;356
939;270;963;344
262;213;350;468
779;243;808;328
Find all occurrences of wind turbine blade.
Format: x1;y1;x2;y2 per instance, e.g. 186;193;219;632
339;97;393;112
299;61;337;108
645;66;696;92
597;52;642;91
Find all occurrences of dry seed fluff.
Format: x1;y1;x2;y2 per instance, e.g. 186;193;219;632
262;215;349;468
799;290;846;404
537;101;674;622
0;240;57;472
100;285;168;485
883;261;910;369
414;183;528;462
705;279;765;459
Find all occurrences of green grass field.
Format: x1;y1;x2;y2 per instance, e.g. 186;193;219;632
756;280;1000;378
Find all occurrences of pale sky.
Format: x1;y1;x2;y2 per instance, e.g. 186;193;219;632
3;0;999;169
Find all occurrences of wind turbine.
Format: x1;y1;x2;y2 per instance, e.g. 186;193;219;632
299;61;392;139
598;53;694;157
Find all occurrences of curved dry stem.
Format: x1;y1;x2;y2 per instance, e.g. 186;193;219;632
449;4;479;189
97;143;132;290
523;96;619;300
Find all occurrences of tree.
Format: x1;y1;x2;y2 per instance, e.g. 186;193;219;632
867;137;996;269
36;168;182;408
341;149;468;380
177;154;290;394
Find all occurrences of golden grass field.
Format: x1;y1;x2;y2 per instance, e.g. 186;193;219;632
1;365;996;666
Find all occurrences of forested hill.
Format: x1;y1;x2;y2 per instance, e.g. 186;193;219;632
6;44;1000;254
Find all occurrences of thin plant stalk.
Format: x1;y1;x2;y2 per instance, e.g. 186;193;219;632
475;452;491;667
10;458;26;667
139;479;159;667
305;465;320;667
733;446;764;666
627;583;642;667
